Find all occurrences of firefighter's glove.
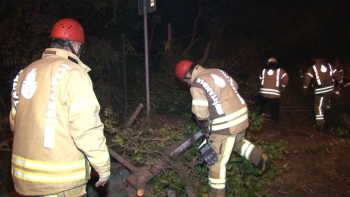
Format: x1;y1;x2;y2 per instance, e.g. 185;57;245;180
95;171;110;187
197;138;218;166
197;119;211;137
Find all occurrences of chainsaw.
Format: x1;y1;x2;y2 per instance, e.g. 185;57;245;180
169;129;204;158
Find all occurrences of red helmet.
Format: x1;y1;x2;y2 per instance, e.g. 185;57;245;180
50;18;84;43
175;60;193;81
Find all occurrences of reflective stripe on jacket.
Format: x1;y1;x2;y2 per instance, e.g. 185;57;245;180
190;65;248;135
303;60;342;96
259;68;289;98
12;154;87;182
10;48;110;196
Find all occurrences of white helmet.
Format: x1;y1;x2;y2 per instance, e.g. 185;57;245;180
267;57;277;64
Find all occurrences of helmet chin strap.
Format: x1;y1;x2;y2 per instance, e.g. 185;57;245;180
183;76;191;81
182;70;193;86
182;63;196;81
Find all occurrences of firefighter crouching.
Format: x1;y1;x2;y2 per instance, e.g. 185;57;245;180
9;18;111;197
175;60;271;197
303;58;343;130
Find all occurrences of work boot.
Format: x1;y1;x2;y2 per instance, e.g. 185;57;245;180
317;125;324;130
313;124;324;131
257;153;271;175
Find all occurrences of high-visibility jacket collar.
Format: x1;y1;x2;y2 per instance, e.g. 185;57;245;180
42;48;91;72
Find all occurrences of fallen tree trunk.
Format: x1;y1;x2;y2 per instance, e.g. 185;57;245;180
125;103;144;127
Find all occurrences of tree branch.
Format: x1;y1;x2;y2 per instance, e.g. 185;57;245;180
183;0;228;55
233;58;254;77
199;42;211;65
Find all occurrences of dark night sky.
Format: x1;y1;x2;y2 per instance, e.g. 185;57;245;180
156;0;350;65
1;0;350;67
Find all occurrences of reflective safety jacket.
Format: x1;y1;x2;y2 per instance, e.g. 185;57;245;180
259;68;289;98
9;48;110;196
190;65;248;135
303;59;343;96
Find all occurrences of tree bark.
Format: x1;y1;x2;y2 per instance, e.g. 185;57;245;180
125;103;144;127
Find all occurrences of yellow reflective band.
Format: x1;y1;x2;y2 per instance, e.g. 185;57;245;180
70;100;99;111
259;91;280;96
212;115;247;131
221;136;235;168
240;139;255;159
87;152;110;164
192;99;208;106
44;195;58;197
12;167;86;183
315;86;333;91
12;154;85;171
212;107;247;124
208;177;225;189
260;88;279;92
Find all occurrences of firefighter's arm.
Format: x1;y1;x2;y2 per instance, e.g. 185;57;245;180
190;86;209;121
332;68;343;84
303;67;313;92
191;86;211;136
280;70;289;91
9;101;16;133
66;70;110;187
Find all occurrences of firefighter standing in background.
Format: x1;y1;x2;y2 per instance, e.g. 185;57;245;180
175;60;271;197
257;57;289;124
9;18;110;197
333;58;344;97
303;58;343;130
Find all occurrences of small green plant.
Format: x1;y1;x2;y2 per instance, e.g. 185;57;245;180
144;118;289;196
248;108;264;131
108;107;290;196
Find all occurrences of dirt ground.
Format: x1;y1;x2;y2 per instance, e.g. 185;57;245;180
257;105;350;197
1;94;350;197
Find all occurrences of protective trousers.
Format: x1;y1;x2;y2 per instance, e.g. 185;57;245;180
23;184;86;197
208;130;263;197
257;95;280;122
314;95;330;126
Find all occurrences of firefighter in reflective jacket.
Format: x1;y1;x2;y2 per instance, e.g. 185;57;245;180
257;57;289;123
9;18;110;197
303;58;343;130
175;60;271;197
